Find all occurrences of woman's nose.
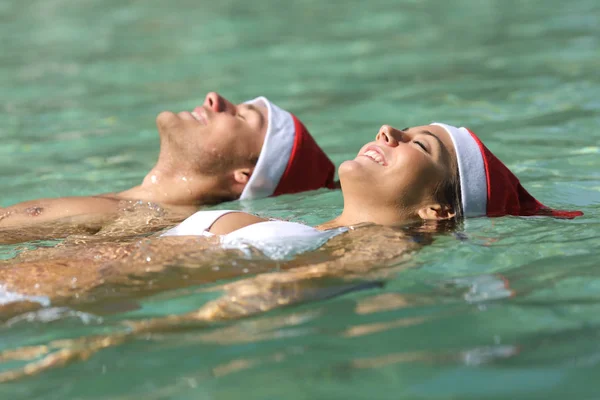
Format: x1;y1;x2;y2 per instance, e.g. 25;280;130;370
203;92;237;114
376;125;400;146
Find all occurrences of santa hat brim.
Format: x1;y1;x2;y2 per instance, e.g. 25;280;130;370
240;97;295;200
240;97;335;200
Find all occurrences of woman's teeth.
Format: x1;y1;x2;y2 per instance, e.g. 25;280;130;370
364;150;385;165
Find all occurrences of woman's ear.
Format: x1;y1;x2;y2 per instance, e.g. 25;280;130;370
417;204;456;220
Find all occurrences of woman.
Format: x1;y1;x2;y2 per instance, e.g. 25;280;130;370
0;122;583;382
160;122;582;250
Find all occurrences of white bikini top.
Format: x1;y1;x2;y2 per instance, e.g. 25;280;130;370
161;210;347;260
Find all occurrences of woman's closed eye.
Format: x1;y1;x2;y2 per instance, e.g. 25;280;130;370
413;140;428;153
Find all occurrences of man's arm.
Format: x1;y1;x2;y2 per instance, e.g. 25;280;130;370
0;196;122;244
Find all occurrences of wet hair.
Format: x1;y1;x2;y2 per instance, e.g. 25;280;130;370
407;167;463;236
405;217;461;236
434;164;463;220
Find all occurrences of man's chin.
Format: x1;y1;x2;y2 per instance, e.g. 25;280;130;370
157;110;187;131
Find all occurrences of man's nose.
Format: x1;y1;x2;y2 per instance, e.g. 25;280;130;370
203;92;237;114
376;125;400;146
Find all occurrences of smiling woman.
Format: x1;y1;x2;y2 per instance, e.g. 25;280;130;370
183;121;582;241
337;124;460;225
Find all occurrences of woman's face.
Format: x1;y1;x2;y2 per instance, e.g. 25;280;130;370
339;124;458;220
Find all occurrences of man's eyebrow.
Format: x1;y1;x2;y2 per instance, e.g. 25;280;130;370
244;104;266;129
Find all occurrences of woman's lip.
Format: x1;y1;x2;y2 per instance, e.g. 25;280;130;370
191;107;208;125
360;145;388;166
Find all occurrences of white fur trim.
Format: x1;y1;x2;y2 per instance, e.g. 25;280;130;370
432;122;487;217
240;97;295;199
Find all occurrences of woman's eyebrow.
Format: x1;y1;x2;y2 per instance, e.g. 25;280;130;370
401;127;444;153
420;130;444;149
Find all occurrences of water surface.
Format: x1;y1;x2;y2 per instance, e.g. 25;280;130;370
0;0;599;398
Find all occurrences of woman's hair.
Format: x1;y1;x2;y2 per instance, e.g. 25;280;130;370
405;167;463;236
434;164;463;220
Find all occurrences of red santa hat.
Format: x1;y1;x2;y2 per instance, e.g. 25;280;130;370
432;122;583;219
240;97;336;200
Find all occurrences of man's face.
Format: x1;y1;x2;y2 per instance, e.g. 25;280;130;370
155;92;269;176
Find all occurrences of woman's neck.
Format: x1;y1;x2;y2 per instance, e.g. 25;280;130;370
317;204;415;230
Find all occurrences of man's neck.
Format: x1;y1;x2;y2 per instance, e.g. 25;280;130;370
117;168;222;206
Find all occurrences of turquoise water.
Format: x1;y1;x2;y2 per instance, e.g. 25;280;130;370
1;0;600;398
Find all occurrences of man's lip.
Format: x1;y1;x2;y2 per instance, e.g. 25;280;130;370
191;106;208;125
360;145;388;166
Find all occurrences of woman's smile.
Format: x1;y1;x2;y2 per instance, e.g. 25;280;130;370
359;145;387;166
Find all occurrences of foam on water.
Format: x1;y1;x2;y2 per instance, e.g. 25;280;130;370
0;284;50;307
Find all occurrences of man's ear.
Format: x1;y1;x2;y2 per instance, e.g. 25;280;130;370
232;168;252;185
417;204;456;220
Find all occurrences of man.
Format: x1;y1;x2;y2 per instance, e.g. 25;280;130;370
0;92;335;243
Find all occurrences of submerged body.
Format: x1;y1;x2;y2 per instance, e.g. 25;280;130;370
0;221;422;314
0;220;426;382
